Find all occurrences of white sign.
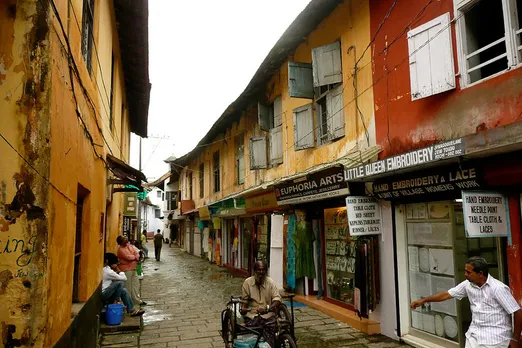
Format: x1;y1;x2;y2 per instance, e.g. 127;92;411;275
462;191;509;238
346;196;382;236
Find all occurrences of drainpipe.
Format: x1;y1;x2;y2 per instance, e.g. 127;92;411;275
392;204;402;340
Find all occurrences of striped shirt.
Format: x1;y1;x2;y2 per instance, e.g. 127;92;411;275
448;275;520;345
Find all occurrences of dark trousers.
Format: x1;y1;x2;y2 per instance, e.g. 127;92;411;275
154;244;162;261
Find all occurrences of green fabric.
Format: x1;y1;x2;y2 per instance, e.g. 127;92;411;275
295;221;316;279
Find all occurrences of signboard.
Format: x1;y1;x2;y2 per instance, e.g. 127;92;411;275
198;206;211;221
123;192;137;216
372;166;482;200
122;216;131;239
462;191;509;238
275;166;349;205
345;196;382;236
246;191;279;213
345;138;465;181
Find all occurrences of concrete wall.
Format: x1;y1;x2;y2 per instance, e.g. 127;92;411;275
369;0;522;158
0;0;135;346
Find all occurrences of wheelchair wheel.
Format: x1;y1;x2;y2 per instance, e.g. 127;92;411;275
278;304;292;323
277;333;297;348
221;310;235;347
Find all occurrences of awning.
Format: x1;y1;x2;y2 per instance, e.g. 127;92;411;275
216;207;247;218
106;154;147;193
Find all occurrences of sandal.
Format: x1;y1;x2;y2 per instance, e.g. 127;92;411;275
130;310;145;317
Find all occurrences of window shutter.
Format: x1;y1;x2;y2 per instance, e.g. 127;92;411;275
273;96;283;127
258;102;271;131
408;13;455;101
288;62;314;99
249;136;268;169
326;85;345;140
312;41;343;87
293;103;315;150
269;126;283;166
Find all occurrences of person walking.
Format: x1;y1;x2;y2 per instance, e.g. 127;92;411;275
141;230;149;258
154;229;163;261
411;256;521;348
116;236;146;306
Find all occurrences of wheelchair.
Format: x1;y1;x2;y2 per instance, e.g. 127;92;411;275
219;292;298;348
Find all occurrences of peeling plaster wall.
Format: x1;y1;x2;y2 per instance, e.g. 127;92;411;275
182;0;375;208
0;1;51;347
369;0;522;158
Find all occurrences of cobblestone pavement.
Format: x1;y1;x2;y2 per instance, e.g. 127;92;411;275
100;245;409;348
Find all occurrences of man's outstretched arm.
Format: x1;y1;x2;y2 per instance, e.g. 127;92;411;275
410;291;453;309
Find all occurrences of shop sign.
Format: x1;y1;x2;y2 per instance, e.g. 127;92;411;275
275;167;349;205
123;192;137;216
122;216;131;239
245;191;279;213
462;191;509;238
345;196;382;236
345;138;465;181
198;206;211;220
372;166;481;200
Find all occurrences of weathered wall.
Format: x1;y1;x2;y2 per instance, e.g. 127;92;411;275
0;1;51;347
182;0;375;207
369;0;522;158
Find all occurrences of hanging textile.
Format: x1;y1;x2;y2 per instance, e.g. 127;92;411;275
313;220;323;299
286;214;296;289
354;236;380;318
295;219;316;279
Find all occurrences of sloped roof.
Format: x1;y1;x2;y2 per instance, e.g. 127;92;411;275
173;0;343;166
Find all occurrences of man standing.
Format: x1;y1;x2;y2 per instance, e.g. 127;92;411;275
102;253;144;317
116;236;146;306
240;260;282;346
411;257;521;348
154;229;163;261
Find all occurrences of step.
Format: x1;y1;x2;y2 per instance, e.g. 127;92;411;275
99;313;142;334
294;295;380;335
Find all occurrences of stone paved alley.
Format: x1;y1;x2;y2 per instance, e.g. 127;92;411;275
99;246;410;348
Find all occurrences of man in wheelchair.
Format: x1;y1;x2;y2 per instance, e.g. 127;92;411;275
240;261;281;346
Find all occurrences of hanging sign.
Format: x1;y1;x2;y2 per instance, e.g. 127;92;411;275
275;166;349;205
345;196;382;236
345;138;465;181
123;192;137;216
462;191;509;238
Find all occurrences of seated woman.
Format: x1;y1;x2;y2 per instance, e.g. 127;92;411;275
102;253;144;317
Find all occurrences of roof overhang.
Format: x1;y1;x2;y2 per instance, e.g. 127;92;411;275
107;154;147;193
144;171;171;189
114;0;151;138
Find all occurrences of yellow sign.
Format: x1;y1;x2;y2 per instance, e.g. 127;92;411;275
212;217;221;229
198;206;211;220
246;191;279;213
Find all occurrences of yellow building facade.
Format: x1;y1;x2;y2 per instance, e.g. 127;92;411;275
0;0;149;346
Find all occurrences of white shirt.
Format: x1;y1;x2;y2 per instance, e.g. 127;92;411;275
448;275;520;345
102;266;127;292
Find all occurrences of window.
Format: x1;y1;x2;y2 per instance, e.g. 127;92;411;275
166;191;177;210
155;209;161;219
408;13;456;100
81;0;95;74
109;54;114;130
235;134;245;184
288;41;345;147
293;103;314;150
456;0;522;86
257;96;283;167
162;193;164;201
157;191;162;198
73;185;89;303
250;137;268;169
199;163;205;198
188;172;193;200
213;151;220;192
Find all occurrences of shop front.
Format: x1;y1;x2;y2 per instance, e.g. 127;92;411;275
345;140;522;347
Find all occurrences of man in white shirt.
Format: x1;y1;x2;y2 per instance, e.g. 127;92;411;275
102;253;144;317
411;256;521;348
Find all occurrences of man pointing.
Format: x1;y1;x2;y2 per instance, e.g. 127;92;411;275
411;257;521;348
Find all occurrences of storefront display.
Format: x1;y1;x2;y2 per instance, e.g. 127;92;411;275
256;215;268;262
324;207;355;306
241;217;252;271
406;200;503;344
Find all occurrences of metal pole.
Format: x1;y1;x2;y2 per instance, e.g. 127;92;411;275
136;137;142;240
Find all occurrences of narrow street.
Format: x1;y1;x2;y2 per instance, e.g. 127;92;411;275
100;245;408;348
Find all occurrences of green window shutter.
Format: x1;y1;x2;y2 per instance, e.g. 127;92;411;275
288;62;314;99
312;41;343;87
